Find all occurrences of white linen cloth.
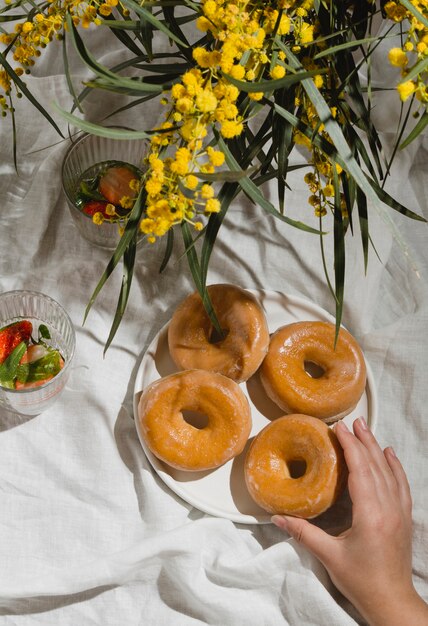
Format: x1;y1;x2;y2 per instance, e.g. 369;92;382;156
0;25;427;625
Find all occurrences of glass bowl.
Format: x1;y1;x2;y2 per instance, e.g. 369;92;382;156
61;130;147;249
0;290;76;416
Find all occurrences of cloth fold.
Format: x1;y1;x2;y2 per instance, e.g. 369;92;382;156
0;26;427;626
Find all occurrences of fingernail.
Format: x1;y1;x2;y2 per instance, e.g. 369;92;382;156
271;515;289;530
356;416;368;431
335;420;349;433
386;446;396;458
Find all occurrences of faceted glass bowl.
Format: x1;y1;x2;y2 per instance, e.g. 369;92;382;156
61;130;147;249
0;290;76;416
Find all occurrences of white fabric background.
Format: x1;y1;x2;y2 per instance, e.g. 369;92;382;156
0;23;427;625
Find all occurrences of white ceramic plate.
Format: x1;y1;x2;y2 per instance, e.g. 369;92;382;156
133;290;378;525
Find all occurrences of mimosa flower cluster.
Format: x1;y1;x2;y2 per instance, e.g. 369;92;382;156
0;0;427;234
0;0;123;114
140;0;320;241
384;0;428;103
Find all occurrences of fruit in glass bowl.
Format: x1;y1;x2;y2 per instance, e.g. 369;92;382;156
75;160;142;225
0;320;64;390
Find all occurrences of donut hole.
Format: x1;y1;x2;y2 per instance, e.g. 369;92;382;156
286;459;307;479
304;360;325;379
182;409;209;430
208;326;229;344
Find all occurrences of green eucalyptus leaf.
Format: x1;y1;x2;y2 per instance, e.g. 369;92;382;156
398;55;428;84
194;166;257;182
159;228;174;273
99;18;140;30
140;8;154;58
134;62;191;74
66;14;118;80
276;115;293;213
201;182;239;284
181;222;225;338
63;34;84;114
9;92;17;173
162;4;193;62
284;47;424;269
367;177;426;221
102;93;159;121
52;106;153;140
356;187;369;274
400;111;428;149
225;68;327;93
66;14;163;93
0;52;64;138
332;166;345;341
341;171;356;224
81;79;163;96
318;213;336;302
84;190;145;324
313;34;389;59
244;109;274;162
180;221;202;292
104;234;137;353
121;0;189;47
102;14;144;56
216;134;322;235
0;13;29;21
340;108;378;180
336;55;383;180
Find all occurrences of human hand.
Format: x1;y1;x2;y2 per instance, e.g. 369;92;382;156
272;417;428;626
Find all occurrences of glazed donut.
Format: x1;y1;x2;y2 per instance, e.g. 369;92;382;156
138;369;252;471
168;284;270;383
260;321;366;423
244;414;347;518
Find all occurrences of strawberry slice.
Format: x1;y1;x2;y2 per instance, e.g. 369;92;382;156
81;200;110;218
98;166;138;205
0;320;33;364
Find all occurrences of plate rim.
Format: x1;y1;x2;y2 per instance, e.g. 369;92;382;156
133;288;378;525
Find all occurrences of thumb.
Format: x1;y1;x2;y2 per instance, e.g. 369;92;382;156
272;515;335;563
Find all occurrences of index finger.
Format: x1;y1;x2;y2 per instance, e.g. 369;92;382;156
334;420;380;513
